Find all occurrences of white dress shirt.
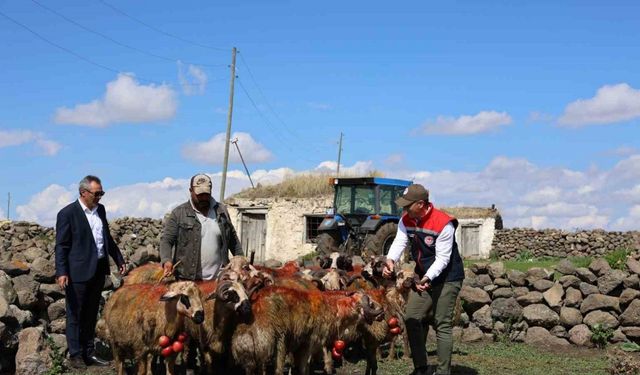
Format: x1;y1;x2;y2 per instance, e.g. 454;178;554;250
78;199;105;259
387;219;455;281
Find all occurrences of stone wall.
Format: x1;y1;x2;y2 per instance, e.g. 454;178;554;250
458;256;640;347
492;228;640;259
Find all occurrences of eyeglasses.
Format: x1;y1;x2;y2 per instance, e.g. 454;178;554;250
85;190;105;197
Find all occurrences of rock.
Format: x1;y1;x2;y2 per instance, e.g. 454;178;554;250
559;307;583;327
558;275;581;289
50;333;67;354
532;279;554;292
556;259;576;275
620;300;640;326
543;283;564;308
0;295;9;320
487;262;506;279
579;282;600;296
30;258;56;283
11;275;39;310
583;310;619;330
598;270;627;295
0;271;17;304
475;274;493;288
470;262;489;274
472;305;493;331
550;325;567;338
49;318;66;334
626;258;640;275
576;267;598;283
619;288;640;309
491;297;523;322
611;328;628;343
22;247;48;263
483;284;498;294
507;270;527;286
47;299;66;321
459;286;491;315
0;260;30;277
492;288;514;298
523;304;560;328
15;327;53;375
621;327;640;340
589;258;611;277
623;274;640;289
580;294;621;314
564;287;583;308
524;326;569;347
512;287;529;298
38;284;64;300
462;325;484;343
568;324;594;347
516;291;544;306
526;268;552;284
8;305;34;327
494;278;511;287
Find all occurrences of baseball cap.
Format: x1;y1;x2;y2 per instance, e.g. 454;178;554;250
395;184;429;207
190;174;212;195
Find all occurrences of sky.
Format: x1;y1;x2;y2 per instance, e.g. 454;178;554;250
1;0;639;230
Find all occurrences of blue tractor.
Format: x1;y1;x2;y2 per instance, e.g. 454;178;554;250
316;177;412;256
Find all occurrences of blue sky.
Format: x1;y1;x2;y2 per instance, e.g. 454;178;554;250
1;0;639;229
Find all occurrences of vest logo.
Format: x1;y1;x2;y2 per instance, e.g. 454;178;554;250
424;236;434;246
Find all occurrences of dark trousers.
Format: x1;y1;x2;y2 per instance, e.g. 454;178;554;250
65;261;106;359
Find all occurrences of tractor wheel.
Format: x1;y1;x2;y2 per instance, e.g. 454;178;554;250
316;232;340;255
363;222;398;257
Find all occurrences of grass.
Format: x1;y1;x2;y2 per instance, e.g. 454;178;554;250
464;256;593;273
339;342;610;375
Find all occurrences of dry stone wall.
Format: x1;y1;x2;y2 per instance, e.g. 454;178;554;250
492;228;640;259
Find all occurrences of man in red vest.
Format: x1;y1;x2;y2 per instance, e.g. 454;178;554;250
383;184;464;375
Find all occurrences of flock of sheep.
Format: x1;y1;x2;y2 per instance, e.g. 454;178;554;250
98;253;421;375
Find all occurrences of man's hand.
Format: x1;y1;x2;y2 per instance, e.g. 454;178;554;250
382;259;395;278
56;275;68;290
163;261;174;277
416;275;431;292
119;263;128;276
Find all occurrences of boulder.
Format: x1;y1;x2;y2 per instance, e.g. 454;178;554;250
494;278;511;287
621;326;640;341
611;328;628;343
559;307;583;327
15;327;53;375
22;247;48;264
487;262;506;279
626;258;640;275
619;288;640;309
483;284;498;294
507;270;527;286
39;284;64;300
550;325;567;338
461;324;484;343
0;295;9;320
491;297;523;322
532;279;554;292
11;275;39;310
580;294;620;314
475;274;493;288
0;271;17;304
524;326;570;347
459;286;491;315
620;300;640;326
583;310;619;330
579;282;600;296
492;288;514;299
470;262;489;274
516;291;544;306
512;287;529;298
568;324;594;347
589;258;611;277
543;283;564;308
8;305;34;327
47;299;66;321
556;259;576;275
523;304;560;328
526;268;552;284
623;274;640;289
597;270;627;295
558;275;581;289
575;267;598;283
0;260;30;277
30;258;56;283
472;305;493;331
564;287;582;308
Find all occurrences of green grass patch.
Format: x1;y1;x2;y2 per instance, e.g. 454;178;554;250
464;256;593;273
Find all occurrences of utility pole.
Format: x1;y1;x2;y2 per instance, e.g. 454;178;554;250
336;132;343;177
231;138;255;188
220;46;237;202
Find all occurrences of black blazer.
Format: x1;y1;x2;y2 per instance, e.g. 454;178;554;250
55;200;125;283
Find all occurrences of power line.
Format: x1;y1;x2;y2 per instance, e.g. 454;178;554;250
0;10;216;88
30;0;227;68
97;0;229;52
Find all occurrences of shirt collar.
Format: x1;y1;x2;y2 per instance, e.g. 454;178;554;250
78;198;97;214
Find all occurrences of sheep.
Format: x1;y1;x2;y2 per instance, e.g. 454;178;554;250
231;286;384;375
102;281;205;375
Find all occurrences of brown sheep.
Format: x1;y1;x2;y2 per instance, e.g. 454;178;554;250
102;281;205;375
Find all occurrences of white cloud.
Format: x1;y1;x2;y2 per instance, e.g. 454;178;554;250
0;130;61;156
527;111;555;124
604;146;638;157
384;154;405;166
178;62;208;95
314;161;375;176
420;111;512;135
182;132;273;165
521;187;562;205
16;184;75;225
558;83;640;126
54;74;177;127
307;102;332;111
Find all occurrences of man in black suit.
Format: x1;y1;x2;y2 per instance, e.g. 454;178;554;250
55;175;127;369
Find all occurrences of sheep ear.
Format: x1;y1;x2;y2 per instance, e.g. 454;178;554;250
160;291;178;301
